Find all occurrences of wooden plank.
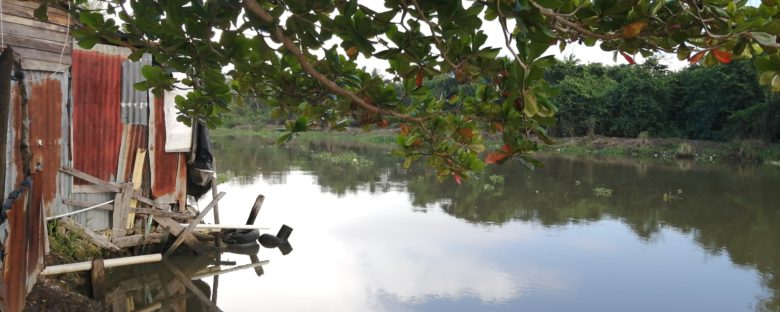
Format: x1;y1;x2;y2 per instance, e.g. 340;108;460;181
164;192;225;257
132;191;171;210
0;49;13;202
0;13;69;32
127;149;147;229
6;45;72;65
154;216;204;254
71;184;117;194
112;233;166;248
60;166;121;192
6;0;69;16
133;207;194;220
58;217;121;252
1;20;69;43
62;199;114;211
2;32;72;56
2;2;70;26
111;183;133;238
20;58;68;72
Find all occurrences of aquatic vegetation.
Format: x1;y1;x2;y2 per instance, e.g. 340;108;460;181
593;187;614;198
662;189;684;202
311;151;374;169
675;143;695;159
488;174;505;185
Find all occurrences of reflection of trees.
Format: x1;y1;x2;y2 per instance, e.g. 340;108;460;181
212;137;780;310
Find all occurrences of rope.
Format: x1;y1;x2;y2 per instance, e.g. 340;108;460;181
0;178;34;224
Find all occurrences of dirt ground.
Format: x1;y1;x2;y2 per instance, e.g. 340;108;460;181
25;277;105;312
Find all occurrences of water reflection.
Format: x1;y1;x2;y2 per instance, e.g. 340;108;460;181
202;136;780;311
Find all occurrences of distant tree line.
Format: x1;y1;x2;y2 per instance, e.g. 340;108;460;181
222;59;779;143
543;59;780;142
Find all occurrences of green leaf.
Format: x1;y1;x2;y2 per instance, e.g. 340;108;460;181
750;32;779;47
34;4;48;22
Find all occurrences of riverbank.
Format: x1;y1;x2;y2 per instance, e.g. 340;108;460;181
211;127;780;166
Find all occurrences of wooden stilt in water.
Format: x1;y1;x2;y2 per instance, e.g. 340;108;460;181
246;195;265;225
91;259;107;300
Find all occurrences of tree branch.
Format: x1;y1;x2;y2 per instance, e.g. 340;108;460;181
530;1;620;41
243;0;423;123
409;0;461;74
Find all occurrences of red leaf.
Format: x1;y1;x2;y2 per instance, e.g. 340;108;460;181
457;128;474;138
485;145;513;164
688;51;705;64
711;49;732;64
620;51;636;65
500;144;512;153
453;173;462;185
415;71;424;87
400;123;410;135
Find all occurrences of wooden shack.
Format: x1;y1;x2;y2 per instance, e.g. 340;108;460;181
0;1;209;310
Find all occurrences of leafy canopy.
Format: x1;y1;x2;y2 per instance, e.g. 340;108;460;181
39;0;780;181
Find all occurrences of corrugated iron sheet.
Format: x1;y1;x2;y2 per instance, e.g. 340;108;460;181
150;97;187;204
120;54;151;125
71;44;130;184
0;73;47;312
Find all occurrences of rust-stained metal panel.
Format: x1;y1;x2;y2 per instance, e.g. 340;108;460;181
0;183;31;312
71;45;129;184
150;97;186;203
24;73;64;217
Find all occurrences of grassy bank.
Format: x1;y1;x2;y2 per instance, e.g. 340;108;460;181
211;127;780;166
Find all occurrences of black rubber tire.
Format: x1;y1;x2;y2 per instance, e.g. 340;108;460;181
221;229;260;245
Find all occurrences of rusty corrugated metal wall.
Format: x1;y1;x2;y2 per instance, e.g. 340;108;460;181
150;96;187;205
0;60;48;312
71;44;129;185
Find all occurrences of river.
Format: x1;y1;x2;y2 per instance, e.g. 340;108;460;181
105;135;780;312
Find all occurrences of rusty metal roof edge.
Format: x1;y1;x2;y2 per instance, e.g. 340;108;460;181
73;41;132;58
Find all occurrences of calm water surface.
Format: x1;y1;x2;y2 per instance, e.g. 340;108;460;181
108;136;780;312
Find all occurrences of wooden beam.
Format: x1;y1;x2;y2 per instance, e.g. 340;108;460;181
60;166;121;192
153;217;204;254
127;148;147;229
62;199;114;211
164;192;225;257
112;233;167;248
133;207;194;220
111;183;133;237
132;191;172;210
58;217;121;252
1;3;71;26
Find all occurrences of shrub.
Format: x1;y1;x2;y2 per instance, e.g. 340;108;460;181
675;143;695;159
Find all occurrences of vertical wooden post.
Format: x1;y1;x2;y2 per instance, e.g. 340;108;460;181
127;148;147;229
91;259;106;300
112;183;133;238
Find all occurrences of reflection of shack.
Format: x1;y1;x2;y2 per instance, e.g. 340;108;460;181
0;2;221;311
102;253;268;312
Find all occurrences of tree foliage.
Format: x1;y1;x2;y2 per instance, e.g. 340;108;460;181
544;59;780;141
37;0;780;179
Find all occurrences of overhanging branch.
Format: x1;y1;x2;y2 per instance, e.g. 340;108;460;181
243;0;424;123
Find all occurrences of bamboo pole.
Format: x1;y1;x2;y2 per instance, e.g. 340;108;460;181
40;254;162;275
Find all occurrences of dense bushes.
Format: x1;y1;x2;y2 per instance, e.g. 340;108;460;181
545;59;780;142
